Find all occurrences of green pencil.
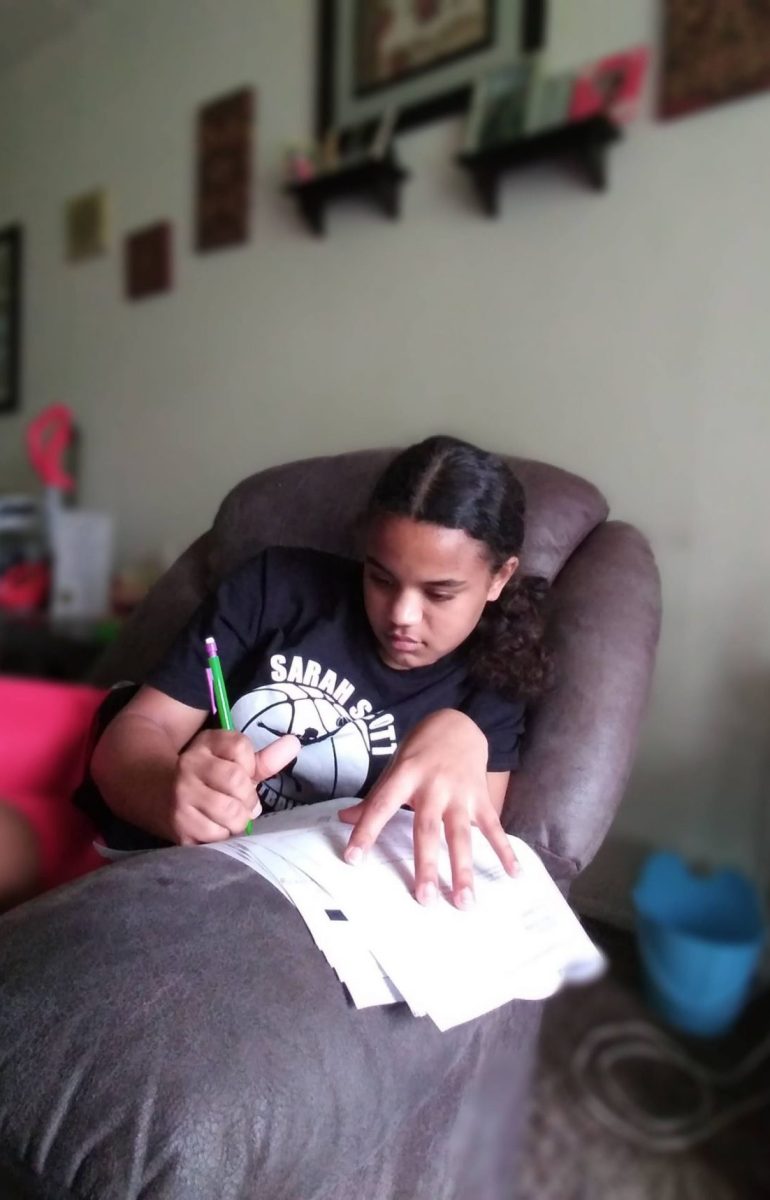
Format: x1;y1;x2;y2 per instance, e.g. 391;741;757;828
205;636;253;835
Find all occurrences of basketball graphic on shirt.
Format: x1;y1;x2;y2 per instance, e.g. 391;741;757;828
231;683;372;812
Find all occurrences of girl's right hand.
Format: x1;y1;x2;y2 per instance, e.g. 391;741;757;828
169;731;300;845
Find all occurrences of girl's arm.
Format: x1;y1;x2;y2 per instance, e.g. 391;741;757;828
91;686;298;844
339;709;517;910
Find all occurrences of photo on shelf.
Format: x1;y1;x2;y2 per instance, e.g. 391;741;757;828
523;68;574;136
463;62;532;153
568;46;649;125
464;44;649;155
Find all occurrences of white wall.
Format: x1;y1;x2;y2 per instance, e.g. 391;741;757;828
1;0;769;882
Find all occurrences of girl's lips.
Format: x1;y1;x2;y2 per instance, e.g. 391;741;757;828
387;635;421;651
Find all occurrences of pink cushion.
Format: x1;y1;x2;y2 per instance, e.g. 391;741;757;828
0;677;107;798
5;790;104;888
0;677;108;889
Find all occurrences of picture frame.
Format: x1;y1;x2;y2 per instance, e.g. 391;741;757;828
317;0;548;139
124;221;173;301
195;86;255;252
660;0;770;120
65;188;110;261
0;225;22;415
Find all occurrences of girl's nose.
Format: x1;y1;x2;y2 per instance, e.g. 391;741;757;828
390;589;422;628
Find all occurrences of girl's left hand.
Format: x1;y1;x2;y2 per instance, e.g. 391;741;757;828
338;709;517;910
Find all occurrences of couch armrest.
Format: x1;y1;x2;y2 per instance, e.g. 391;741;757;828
0;849;543;1199
503;520;661;881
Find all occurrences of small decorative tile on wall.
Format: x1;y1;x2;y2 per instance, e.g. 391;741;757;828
124;221;173;301
660;0;770;119
195;86;255;251
65;187;110;261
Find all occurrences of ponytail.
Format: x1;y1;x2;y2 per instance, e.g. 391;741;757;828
467;574;554;701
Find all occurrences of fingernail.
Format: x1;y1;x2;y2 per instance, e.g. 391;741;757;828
345;846;363;865
418;882;437;906
457;888;475;910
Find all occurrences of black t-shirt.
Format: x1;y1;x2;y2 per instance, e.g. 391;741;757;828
146;547;525;813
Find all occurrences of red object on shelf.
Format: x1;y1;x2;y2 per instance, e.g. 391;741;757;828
0;560;50;612
569;46;649;125
0;677;108;889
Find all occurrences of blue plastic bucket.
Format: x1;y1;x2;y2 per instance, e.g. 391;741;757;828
632;852;766;1037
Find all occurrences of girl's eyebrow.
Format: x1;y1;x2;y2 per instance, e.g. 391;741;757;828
365;556;466;589
364;555;393;576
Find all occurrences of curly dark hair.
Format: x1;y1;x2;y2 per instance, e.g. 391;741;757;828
367;435;554;701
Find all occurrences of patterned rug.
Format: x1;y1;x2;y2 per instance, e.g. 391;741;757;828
516;936;769;1200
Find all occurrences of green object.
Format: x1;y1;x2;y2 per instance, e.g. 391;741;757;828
205;637;252;835
94;618;123;644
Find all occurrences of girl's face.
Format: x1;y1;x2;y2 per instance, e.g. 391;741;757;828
363;514;518;670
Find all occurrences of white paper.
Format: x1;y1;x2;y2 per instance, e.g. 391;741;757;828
211;830;404;1010
207;799;605;1031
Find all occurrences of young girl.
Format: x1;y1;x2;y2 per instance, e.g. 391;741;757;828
85;434;553;908
6;435;552;912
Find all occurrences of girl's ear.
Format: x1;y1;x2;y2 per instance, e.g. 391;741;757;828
487;556;518;602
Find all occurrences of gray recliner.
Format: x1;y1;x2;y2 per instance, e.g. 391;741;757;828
0;449;661;1200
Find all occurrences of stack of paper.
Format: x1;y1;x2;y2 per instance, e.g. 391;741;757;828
208;798;605;1031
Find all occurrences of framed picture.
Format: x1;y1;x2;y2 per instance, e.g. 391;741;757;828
317;0;548;138
0;225;22;415
125;221;173;301
195;86;255;251
660;0;770;120
65;188;110;261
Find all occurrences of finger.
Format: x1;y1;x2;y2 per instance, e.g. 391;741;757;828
176;809;232;846
338;801;365;825
475;806;518;877
343;773;415;863
443;807;475;909
254;735;302;782
412;803;443;906
205;730;258;775
198;791;254;836
201;760;257;809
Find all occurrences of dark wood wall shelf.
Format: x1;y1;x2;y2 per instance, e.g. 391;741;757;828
284;154;410;236
457;115;622;217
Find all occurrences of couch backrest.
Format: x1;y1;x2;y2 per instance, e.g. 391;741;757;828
93;448;609;686
207;448;608;584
